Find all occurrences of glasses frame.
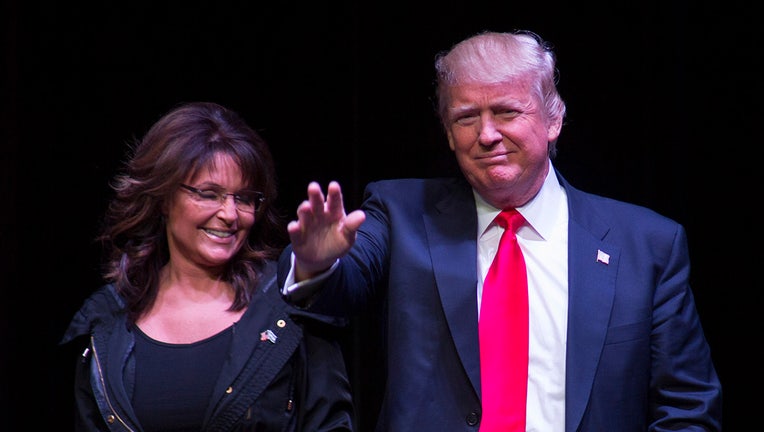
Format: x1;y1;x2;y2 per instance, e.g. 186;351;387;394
179;183;265;213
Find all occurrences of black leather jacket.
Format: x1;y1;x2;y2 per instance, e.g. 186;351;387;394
60;261;354;432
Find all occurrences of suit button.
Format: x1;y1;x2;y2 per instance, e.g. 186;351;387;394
466;411;479;426
106;414;116;424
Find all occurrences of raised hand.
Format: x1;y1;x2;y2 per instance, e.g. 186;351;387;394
287;181;366;281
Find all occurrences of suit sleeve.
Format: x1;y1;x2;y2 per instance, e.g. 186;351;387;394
649;224;722;430
296;322;355;431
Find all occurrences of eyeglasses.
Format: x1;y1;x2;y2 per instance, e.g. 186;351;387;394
179;184;265;213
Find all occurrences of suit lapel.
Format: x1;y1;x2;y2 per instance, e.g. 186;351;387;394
560;174;620;432
423;180;482;395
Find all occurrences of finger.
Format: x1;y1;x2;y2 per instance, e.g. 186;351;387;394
287;219;302;237
326;181;345;215
287;219;308;246
307;181;326;211
295;200;315;221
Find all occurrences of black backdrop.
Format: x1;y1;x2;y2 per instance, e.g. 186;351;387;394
2;1;761;430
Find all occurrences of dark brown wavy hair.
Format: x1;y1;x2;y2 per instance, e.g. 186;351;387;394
98;101;287;323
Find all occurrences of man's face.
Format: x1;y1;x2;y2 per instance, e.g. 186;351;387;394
444;78;560;209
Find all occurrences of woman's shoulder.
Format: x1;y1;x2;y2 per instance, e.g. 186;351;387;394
59;284;125;344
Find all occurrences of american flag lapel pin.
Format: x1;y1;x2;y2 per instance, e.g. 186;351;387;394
596;249;610;265
260;329;277;344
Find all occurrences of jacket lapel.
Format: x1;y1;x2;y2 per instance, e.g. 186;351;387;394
559;174;620;432
423;179;482;395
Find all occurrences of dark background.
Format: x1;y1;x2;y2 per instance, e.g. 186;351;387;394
2;0;760;430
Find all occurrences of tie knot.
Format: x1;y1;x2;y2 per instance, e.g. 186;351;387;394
495;209;525;233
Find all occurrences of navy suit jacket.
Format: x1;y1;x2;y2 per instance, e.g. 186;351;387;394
279;171;722;431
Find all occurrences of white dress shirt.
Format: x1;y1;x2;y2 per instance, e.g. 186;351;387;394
476;161;569;431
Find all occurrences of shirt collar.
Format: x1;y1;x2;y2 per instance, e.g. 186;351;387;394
475;160;567;240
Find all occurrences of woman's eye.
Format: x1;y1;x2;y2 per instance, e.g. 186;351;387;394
198;191;220;200
235;195;254;205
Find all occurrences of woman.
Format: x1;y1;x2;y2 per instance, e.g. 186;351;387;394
60;101;354;431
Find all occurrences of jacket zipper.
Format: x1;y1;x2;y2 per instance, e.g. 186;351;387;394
90;335;135;431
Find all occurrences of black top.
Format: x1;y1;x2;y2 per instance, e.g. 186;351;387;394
61;260;354;431
132;324;233;431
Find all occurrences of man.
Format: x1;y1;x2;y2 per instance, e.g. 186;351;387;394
279;30;722;431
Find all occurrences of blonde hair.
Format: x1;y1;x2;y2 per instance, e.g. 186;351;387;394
434;30;567;153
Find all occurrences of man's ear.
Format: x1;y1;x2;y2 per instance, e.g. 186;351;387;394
446;128;456;151
547;115;562;142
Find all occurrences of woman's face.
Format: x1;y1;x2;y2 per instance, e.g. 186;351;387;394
164;153;256;272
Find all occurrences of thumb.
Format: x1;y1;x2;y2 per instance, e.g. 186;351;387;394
343;210;366;234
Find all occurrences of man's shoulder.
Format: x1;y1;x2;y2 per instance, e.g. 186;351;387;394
567;185;681;234
367;176;467;192
365;177;470;202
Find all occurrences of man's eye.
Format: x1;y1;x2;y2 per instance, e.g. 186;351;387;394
454;114;479;126
496;110;519;120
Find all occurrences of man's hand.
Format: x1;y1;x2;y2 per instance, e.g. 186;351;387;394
287;181;366;281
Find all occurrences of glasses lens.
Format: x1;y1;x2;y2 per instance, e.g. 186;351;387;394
234;191;264;213
181;184;263;213
234;196;255;213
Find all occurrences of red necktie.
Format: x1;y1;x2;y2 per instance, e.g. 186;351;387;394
479;209;528;432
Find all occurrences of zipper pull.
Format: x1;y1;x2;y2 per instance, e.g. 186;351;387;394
80;347;91;363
